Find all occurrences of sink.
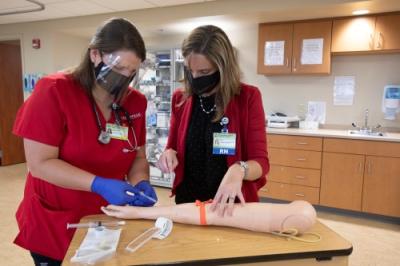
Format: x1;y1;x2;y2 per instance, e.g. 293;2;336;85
348;130;386;137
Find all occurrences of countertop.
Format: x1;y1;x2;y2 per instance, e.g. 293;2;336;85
266;127;400;142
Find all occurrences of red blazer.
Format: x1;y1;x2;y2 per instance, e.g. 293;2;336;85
167;83;269;202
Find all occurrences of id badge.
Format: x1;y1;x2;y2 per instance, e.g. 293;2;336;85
106;123;128;140
212;133;236;155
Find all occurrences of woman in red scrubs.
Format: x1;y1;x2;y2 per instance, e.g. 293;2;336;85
13;18;157;265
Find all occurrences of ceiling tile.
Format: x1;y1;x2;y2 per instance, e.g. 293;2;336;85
89;0;154;11
0;2;73;24
0;0;46;14
46;0;112;15
145;0;206;7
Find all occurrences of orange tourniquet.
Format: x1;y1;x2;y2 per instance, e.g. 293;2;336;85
195;199;213;225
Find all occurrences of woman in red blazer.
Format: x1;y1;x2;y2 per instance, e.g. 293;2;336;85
158;25;269;216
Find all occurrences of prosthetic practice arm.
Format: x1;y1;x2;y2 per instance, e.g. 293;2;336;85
101;200;316;234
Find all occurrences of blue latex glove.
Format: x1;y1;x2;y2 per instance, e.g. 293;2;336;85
130;180;158;207
91;176;140;205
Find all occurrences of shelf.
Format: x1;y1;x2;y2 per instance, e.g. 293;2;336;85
140;49;182;187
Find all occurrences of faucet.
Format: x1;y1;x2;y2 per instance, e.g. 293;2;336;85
351;108;381;133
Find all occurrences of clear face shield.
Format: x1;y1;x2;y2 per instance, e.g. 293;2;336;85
94;53;139;101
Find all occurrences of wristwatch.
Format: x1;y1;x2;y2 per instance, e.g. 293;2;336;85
236;161;249;180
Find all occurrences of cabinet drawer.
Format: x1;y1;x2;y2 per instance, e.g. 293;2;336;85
269;165;320;187
324;138;400;157
269;148;322;169
259;182;320;204
268;134;322;151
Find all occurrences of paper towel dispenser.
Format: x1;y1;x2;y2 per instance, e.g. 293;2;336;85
382;85;400;120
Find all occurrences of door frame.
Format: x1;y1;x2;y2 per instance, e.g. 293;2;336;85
0;34;25;75
0;34;25;165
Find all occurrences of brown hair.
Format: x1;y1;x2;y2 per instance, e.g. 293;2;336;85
70;18;146;96
181;25;241;121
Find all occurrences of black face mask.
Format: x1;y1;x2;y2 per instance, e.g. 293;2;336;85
94;61;135;98
185;67;220;95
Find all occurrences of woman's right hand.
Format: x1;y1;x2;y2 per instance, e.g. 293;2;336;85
91;176;140;205
157;149;178;173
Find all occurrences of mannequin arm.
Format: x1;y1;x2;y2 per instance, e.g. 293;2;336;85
102;200;316;234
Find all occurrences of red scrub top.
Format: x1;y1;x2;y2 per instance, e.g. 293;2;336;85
12;73;147;260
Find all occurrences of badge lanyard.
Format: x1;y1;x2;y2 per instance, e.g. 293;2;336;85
92;101;139;152
212;116;236;155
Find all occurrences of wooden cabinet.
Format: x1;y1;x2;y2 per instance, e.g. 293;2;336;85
332;13;400;53
332;16;376;53
258;20;332;75
260;135;322;204
320;152;364;211
258;23;293;74
374;13;400;51
321;138;400;217
362;156;400;217
262;135;400;217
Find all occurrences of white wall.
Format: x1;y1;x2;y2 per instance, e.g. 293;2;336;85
226;24;400;128
148;24;400;128
0;1;399;128
52;32;88;72
0;23;88;74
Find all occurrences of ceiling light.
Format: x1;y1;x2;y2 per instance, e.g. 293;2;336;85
0;0;44;16
352;9;370;15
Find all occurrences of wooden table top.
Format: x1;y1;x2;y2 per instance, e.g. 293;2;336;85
63;215;352;266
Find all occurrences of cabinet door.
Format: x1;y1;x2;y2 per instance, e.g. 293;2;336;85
292;20;332;74
320;152;364;211
258;23;293;74
362;156;400;217
374;13;400;51
331;16;376;53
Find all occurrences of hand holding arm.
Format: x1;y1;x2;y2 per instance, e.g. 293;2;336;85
209;163;245;217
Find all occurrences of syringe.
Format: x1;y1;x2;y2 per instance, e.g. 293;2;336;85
126;191;157;203
67;220;125;229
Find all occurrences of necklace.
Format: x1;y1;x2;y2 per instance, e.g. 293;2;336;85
199;96;216;114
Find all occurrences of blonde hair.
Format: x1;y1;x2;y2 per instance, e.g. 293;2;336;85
181;25;241;121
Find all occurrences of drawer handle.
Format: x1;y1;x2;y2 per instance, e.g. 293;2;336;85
296;142;308;145
295;193;305;197
296;158;306;161
295;175;305;179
